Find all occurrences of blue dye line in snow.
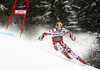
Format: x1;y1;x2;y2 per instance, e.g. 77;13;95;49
0;31;19;38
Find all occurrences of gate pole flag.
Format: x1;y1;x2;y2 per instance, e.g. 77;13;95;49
6;0;17;31
6;0;29;37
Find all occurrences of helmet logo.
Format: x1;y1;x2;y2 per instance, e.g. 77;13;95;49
57;22;63;27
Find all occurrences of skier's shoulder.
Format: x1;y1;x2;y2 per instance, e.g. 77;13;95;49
46;28;56;33
51;28;56;31
62;27;69;32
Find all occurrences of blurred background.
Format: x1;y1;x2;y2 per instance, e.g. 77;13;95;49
0;0;100;69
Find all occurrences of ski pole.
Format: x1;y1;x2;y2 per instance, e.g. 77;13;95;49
75;41;86;47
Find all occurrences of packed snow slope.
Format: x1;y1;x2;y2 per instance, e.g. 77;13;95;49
0;29;99;70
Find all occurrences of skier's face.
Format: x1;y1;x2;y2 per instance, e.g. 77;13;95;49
57;27;62;32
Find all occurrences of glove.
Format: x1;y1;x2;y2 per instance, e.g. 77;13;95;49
70;35;76;41
38;36;44;41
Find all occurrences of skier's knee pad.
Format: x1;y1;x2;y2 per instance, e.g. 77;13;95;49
54;43;64;52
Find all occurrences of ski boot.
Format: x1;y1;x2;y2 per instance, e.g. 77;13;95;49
76;56;89;65
84;62;90;66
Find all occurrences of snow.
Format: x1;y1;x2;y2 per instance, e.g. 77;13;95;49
71;5;80;9
32;11;51;21
0;4;8;11
65;25;77;28
0;29;99;70
63;1;69;4
69;21;78;24
36;5;50;8
91;2;96;6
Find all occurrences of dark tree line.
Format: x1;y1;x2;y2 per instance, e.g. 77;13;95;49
0;0;100;69
1;0;100;32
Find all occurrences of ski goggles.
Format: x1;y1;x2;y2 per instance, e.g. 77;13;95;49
57;27;62;29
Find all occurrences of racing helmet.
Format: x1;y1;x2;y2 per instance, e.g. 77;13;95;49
56;22;63;28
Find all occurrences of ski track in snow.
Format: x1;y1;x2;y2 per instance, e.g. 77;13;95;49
0;29;99;70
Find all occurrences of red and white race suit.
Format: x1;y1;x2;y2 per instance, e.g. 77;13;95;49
42;28;86;64
42;28;72;43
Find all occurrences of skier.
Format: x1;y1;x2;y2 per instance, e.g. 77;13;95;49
38;22;87;65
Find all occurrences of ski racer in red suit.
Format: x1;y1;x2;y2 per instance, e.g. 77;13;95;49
38;22;87;64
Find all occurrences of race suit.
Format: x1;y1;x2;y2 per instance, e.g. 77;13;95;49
41;28;86;64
